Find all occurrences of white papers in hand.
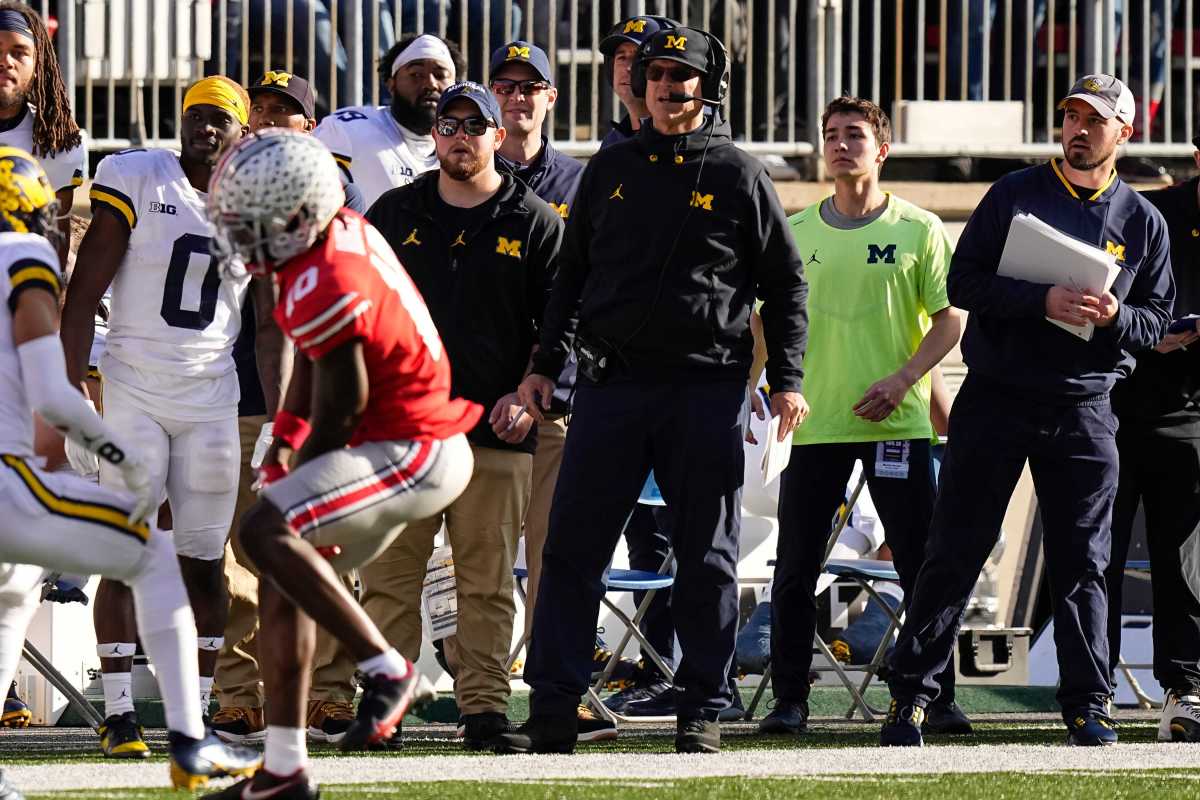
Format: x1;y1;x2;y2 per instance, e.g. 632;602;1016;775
996;212;1122;341
760;415;792;486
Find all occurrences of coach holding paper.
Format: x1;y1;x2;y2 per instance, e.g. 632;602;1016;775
882;74;1175;748
495;27;808;756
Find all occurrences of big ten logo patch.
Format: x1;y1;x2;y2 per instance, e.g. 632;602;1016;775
149;202;177;215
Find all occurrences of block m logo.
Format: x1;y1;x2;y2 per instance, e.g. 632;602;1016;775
1105;240;1126;261
867;243;897;264
689;191;714;211
507;45;531;59
496;237;522;258
664;35;688;51
623;19;647;34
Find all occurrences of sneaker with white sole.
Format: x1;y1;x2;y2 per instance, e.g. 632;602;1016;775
1159;689;1200;742
576;705;618;742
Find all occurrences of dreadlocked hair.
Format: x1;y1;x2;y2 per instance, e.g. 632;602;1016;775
1;2;81;158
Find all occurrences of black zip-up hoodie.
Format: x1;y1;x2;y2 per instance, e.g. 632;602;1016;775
366;171;563;453
531;112;808;392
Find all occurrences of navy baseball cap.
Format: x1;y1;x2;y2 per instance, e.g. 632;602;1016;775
248;70;316;119
639;27;712;75
490;41;552;83
436;81;503;127
600;15;679;58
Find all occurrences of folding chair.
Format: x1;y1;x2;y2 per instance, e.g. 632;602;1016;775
745;471;905;722
1116;559;1156;710
509;473;678;724
21;639;105;730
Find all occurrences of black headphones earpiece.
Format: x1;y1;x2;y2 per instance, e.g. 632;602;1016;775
631;30;729;106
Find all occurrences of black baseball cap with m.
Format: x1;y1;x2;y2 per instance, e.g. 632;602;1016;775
249;70;317;119
1058;74;1136;126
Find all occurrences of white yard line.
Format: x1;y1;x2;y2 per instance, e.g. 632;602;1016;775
8;744;1200;792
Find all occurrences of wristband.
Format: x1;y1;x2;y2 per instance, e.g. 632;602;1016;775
273;411;312;450
256;462;289;488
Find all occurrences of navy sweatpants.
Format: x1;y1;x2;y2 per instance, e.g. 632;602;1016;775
887;375;1118;719
525;380;746;720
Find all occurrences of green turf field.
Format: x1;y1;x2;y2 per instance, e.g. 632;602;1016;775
22;770;1200;800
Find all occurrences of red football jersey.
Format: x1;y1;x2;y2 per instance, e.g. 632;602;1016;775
273;210;482;444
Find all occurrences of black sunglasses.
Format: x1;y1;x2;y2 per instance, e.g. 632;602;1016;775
490;78;551;96
435;116;496;137
645;64;699;83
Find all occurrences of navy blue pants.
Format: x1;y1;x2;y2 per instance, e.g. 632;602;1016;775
887;376;1118;719
1106;428;1200;693
771;439;953;703
526;380;746;720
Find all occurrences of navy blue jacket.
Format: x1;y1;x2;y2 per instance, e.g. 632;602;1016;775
600;116;637;149
496;137;583;222
951;160;1175;399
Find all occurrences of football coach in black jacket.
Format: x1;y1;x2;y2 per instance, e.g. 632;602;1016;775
882;74;1175;748
495;27;809;756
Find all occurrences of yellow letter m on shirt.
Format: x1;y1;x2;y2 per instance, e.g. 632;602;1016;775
496;237;522;258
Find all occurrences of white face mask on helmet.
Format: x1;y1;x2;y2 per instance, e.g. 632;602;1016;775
207;129;345;276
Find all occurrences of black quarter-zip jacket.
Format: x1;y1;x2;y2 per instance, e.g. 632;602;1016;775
950;160;1175;399
366;171;563;453
531;112;808;392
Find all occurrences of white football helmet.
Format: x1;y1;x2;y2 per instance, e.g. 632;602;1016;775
208;129;345;275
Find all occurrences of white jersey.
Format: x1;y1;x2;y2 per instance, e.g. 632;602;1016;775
88;149;249;420
0;105;88;193
314;104;438;209
0;232;62;456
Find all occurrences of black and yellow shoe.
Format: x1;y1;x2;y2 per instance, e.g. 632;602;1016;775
168;729;262;790
1;683;31;729
98;711;151;759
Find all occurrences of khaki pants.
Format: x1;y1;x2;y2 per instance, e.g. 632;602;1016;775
310;445;532;714
522;415;568;638
214;415;268;709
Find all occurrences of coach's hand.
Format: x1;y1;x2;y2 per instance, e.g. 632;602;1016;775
770;391;809;441
517;374;556;423
119;454;156;526
1046;285;1103;327
490;392;535;444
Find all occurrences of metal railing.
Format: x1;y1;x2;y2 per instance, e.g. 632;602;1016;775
50;1;1200;159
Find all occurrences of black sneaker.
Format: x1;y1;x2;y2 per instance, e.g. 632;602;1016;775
459;712;511;750
880;699;925;747
210;705;266;744
339;667;435;752
167;730;262;790
0;768;23;800
604;677;673;714
757;699;808;734
493;714;578;754
98;711;151;759
576;705;618;742
675;717;720;753
200;768;320;799
1066;713;1118;746
923;699;973;734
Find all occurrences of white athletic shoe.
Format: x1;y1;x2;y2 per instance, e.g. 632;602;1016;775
1158;689;1200;742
